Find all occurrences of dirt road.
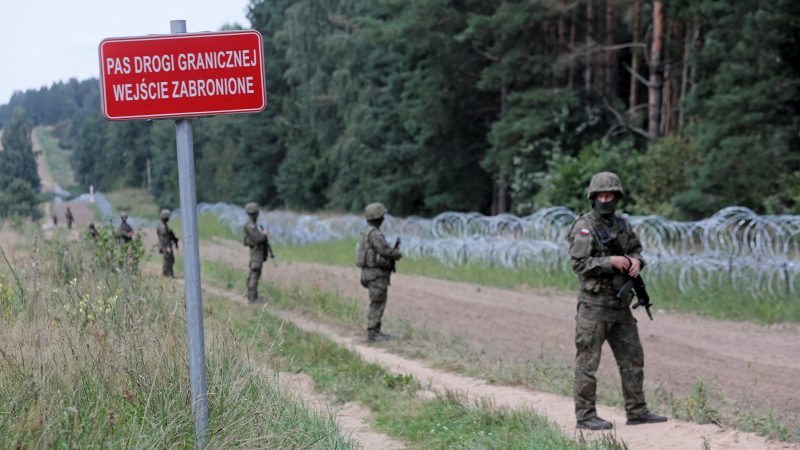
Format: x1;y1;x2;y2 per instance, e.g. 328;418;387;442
196;238;800;448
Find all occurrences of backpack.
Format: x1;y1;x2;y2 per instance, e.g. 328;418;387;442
355;228;372;268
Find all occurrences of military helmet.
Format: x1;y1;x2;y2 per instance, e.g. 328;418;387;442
364;203;388;220
244;202;259;214
160;209;171;220
587;171;625;199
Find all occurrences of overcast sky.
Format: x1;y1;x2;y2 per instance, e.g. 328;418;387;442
0;0;251;105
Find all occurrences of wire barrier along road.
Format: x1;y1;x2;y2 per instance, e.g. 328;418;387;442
173;203;796;298
74;193;797;299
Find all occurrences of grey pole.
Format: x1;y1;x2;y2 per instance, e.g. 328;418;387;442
170;19;209;449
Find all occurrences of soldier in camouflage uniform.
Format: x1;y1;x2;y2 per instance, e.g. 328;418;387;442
156;209;179;277
567;172;667;430
65;207;74;229
116;213;133;243
242;202;270;303
356;203;401;342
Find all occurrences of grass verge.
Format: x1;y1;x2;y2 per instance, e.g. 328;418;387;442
0;231;352;448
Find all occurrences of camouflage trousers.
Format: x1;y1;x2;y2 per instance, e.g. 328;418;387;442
162;250;174;277
247;260;263;302
363;275;389;333
574;302;647;421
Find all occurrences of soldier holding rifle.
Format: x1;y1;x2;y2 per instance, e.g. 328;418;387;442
567;172;667;431
242;202;273;303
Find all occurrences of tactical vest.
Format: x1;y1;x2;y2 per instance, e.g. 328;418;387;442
580;214;631;303
356;226;392;270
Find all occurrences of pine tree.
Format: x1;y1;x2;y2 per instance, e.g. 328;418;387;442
0;107;40;191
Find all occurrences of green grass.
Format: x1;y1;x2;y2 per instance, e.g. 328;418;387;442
172;213;240;242
34;126;75;190
105;188;160;220
0;232;353;448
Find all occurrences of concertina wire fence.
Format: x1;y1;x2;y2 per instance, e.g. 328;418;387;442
186;202;799;298
77;192;798;298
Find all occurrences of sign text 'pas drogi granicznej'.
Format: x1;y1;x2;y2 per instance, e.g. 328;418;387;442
99;30;266;120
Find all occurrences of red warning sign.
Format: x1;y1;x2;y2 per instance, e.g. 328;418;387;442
99;30;266;120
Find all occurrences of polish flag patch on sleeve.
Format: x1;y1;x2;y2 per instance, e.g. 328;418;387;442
579;228;590;236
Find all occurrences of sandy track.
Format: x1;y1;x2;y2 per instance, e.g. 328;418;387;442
193;238;800;448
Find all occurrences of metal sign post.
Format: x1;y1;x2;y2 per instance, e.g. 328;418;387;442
98;20;266;449
171;19;209;449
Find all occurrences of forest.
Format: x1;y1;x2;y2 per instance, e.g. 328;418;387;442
1;0;798;219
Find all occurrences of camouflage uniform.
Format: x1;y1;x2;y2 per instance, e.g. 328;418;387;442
242;203;269;302
567;172;665;429
117;214;133;243
65;207;74;229
88;223;98;240
357;203;401;341
116;213;135;269
157;209;178;277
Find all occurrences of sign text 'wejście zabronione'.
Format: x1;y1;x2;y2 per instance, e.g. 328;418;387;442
99;30;266;120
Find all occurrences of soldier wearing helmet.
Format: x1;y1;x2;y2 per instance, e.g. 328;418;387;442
356;203;402;342
567;172;667;430
157;209;179;277
242;202;271;303
116;212;133;243
65;207;74;230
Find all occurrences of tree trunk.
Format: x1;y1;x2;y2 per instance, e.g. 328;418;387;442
568;4;577;88
492;84;511;215
605;0;618;98
584;0;594;93
660;17;674;136
679;18;695;130
628;0;641;112
557;0;567;85
647;1;664;138
678;26;690;130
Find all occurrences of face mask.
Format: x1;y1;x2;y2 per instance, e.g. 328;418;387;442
593;197;618;216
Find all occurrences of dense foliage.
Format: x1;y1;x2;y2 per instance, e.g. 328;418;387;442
1;0;798;219
0;107;41;219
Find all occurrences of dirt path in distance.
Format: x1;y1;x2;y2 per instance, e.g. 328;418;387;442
32;129;54;193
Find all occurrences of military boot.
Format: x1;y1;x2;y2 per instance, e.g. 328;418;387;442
626;412;667;425
368;329;389;342
576;417;613;430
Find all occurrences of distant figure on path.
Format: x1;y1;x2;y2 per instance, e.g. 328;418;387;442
242;203;271;303
156;209;179;277
116;213;133;243
65;207;74;229
356;203;401;342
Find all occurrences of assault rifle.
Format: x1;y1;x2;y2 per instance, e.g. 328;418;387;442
615;276;653;320
596;223;654;320
390;237;401;273
258;224;277;265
